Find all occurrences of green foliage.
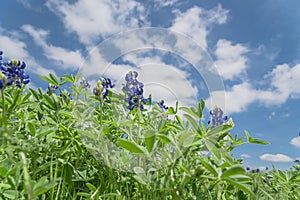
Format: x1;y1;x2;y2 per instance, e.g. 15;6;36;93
0;72;298;200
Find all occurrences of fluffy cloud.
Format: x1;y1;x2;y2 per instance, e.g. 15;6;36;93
206;62;300;113
241;154;251;158
214;39;249;80
269;63;300;99
206;82;258;113
259;153;293;162
171;4;228;48
46;0;149;45
0;35;30;60
0;31;56;77
290;137;300;148
22;24;84;69
153;0;180;8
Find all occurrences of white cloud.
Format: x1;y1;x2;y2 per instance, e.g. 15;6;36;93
241;154;251;158
0;35;29;60
22;24;84;69
153;0;181;9
290;137;300;148
259;153;293;162
214;39;249;80
206;82;258;113
0;31;56;77
46;0;149;45
269;63;300;99
171;4;228;48
206;62;300;113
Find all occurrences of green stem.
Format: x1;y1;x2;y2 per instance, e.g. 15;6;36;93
1;89;4;119
1;89;7;144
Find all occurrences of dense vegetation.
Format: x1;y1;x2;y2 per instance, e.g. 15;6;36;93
0;51;299;199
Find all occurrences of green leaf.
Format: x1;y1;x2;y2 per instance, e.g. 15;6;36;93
244;130;269;145
26;122;36;136
77;192;91;198
223;178;255;197
207;124;232;139
167;107;176;115
157;134;173;144
200;158;219;177
175;115;184;128
86;183;97;192
221;165;245;179
49;73;59;86
3;190;18;199
59;110;74;119
42;94;55;110
179;106;199;119
8;91;20;112
133;167;147;185
144;130;156;153
184;114;199;131
29;88;40;100
116;139;147;154
204;138;221;163
32;176;57;197
197;99;205;118
40;74;58;86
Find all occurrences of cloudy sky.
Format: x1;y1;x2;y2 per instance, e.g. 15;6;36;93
1;0;299;170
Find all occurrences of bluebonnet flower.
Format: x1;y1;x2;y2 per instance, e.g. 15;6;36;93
0;72;6;90
93;77;115;101
0;54;30;89
80;78;91;90
208;106;228;128
122;71;150;110
157;100;168;111
60;89;72;100
47;84;59;94
0;50;3;62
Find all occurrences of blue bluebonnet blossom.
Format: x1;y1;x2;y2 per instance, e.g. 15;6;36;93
93;77;115;101
157;100;168;111
47;84;59;95
80;78;91;90
122;71;150;110
0;51;30;89
208;106;228;128
60;89;73;100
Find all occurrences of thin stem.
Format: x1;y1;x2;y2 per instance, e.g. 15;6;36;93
1;89;7;144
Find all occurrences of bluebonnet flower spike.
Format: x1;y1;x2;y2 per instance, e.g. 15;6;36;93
208;106;228;128
93;77;115;101
0;52;30;89
122;71;150;110
157;100;168;111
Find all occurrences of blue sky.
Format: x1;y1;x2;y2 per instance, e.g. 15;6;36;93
1;0;300;170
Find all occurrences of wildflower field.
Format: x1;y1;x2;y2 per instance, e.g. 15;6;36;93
0;51;299;199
